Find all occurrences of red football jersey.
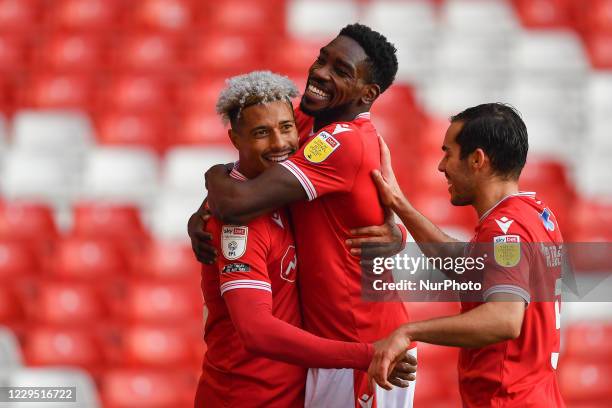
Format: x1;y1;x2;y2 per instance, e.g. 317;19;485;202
197;167;305;407
281;108;409;343
461;192;565;407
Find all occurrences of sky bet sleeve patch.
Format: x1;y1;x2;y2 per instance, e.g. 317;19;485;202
493;235;521;267
221;263;251;274
304;131;341;163
221;225;248;260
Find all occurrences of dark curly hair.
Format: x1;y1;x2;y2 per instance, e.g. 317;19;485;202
338;23;398;94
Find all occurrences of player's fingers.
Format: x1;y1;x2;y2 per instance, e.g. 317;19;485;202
388;377;411;388
393;361;417;374
403;352;418;366
349;225;383;237
192;230;213;241
371;170;390;189
391;370;416;382
347;236;390;248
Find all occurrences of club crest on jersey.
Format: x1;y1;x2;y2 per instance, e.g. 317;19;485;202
493;235;521;267
304;131;340;163
221;225;248;260
540;208;555;231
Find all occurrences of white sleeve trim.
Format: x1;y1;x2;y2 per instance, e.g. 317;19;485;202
220;279;272;296
484;284;530;304
279;160;317;201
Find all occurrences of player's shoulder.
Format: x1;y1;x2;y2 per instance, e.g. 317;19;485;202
480;193;557;240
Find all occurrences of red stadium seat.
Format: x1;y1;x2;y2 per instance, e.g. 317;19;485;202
174;109;229;146
0;201;58;242
0;35;28;72
513;0;571;29
0;239;40;280
46;0;121;31
98;74;173;113
34;33;106;72
573;0;612;34
559;360;612;403
130;0;195;32
564;323;612;361
18;73;94;109
176;75;226;112
0;286;24;324
101;369;195;408
265;37;320;75
121;325;196;367
130;241;200;280
119;280;202;323
584;32;612;69
29;281;107;325
567;199;612;242
72;202;148;241
185;33;265;74
95;111;168;152
202;0;285;37
0;0;41;32
113;33;181;73
23;326;103;369
48;237;128;279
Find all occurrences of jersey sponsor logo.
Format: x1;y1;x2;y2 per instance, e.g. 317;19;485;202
493;235;521;267
221;263;251;274
303;131;340;163
540;208;556;231
495;216;514;234
221;225;248;260
280;245;297;282
332;123;352;135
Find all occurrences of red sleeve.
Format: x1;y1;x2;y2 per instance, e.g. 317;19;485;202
279;124;363;200
224;285;374;370
475;221;532;303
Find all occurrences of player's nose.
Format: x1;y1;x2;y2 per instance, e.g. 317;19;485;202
269;129;289;150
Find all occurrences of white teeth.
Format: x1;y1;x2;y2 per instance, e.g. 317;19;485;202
308;84;329;98
266;155;289;163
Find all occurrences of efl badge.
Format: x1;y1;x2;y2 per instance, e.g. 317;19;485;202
221;225;248;260
493;235;521;267
304;131;340;163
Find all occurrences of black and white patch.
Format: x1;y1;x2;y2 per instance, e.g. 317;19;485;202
222;263;251;274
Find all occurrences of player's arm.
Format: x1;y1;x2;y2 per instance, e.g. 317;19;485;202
370;293;525;389
205;164;306;225
370;136;465;259
225;289;377;370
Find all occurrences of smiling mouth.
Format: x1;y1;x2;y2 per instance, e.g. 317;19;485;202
263;151;293;163
306;83;331;100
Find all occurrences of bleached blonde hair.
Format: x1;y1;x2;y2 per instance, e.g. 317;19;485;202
216;70;300;126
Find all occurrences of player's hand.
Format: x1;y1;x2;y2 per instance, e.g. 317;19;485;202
187;209;217;264
371;135;407;211
387;353;417;388
204;164;233;215
347;210;402;258
369;328;412;391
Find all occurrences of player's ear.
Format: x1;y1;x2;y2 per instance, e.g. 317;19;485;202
228;128;240;150
362;83;380;105
471;148;487;171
